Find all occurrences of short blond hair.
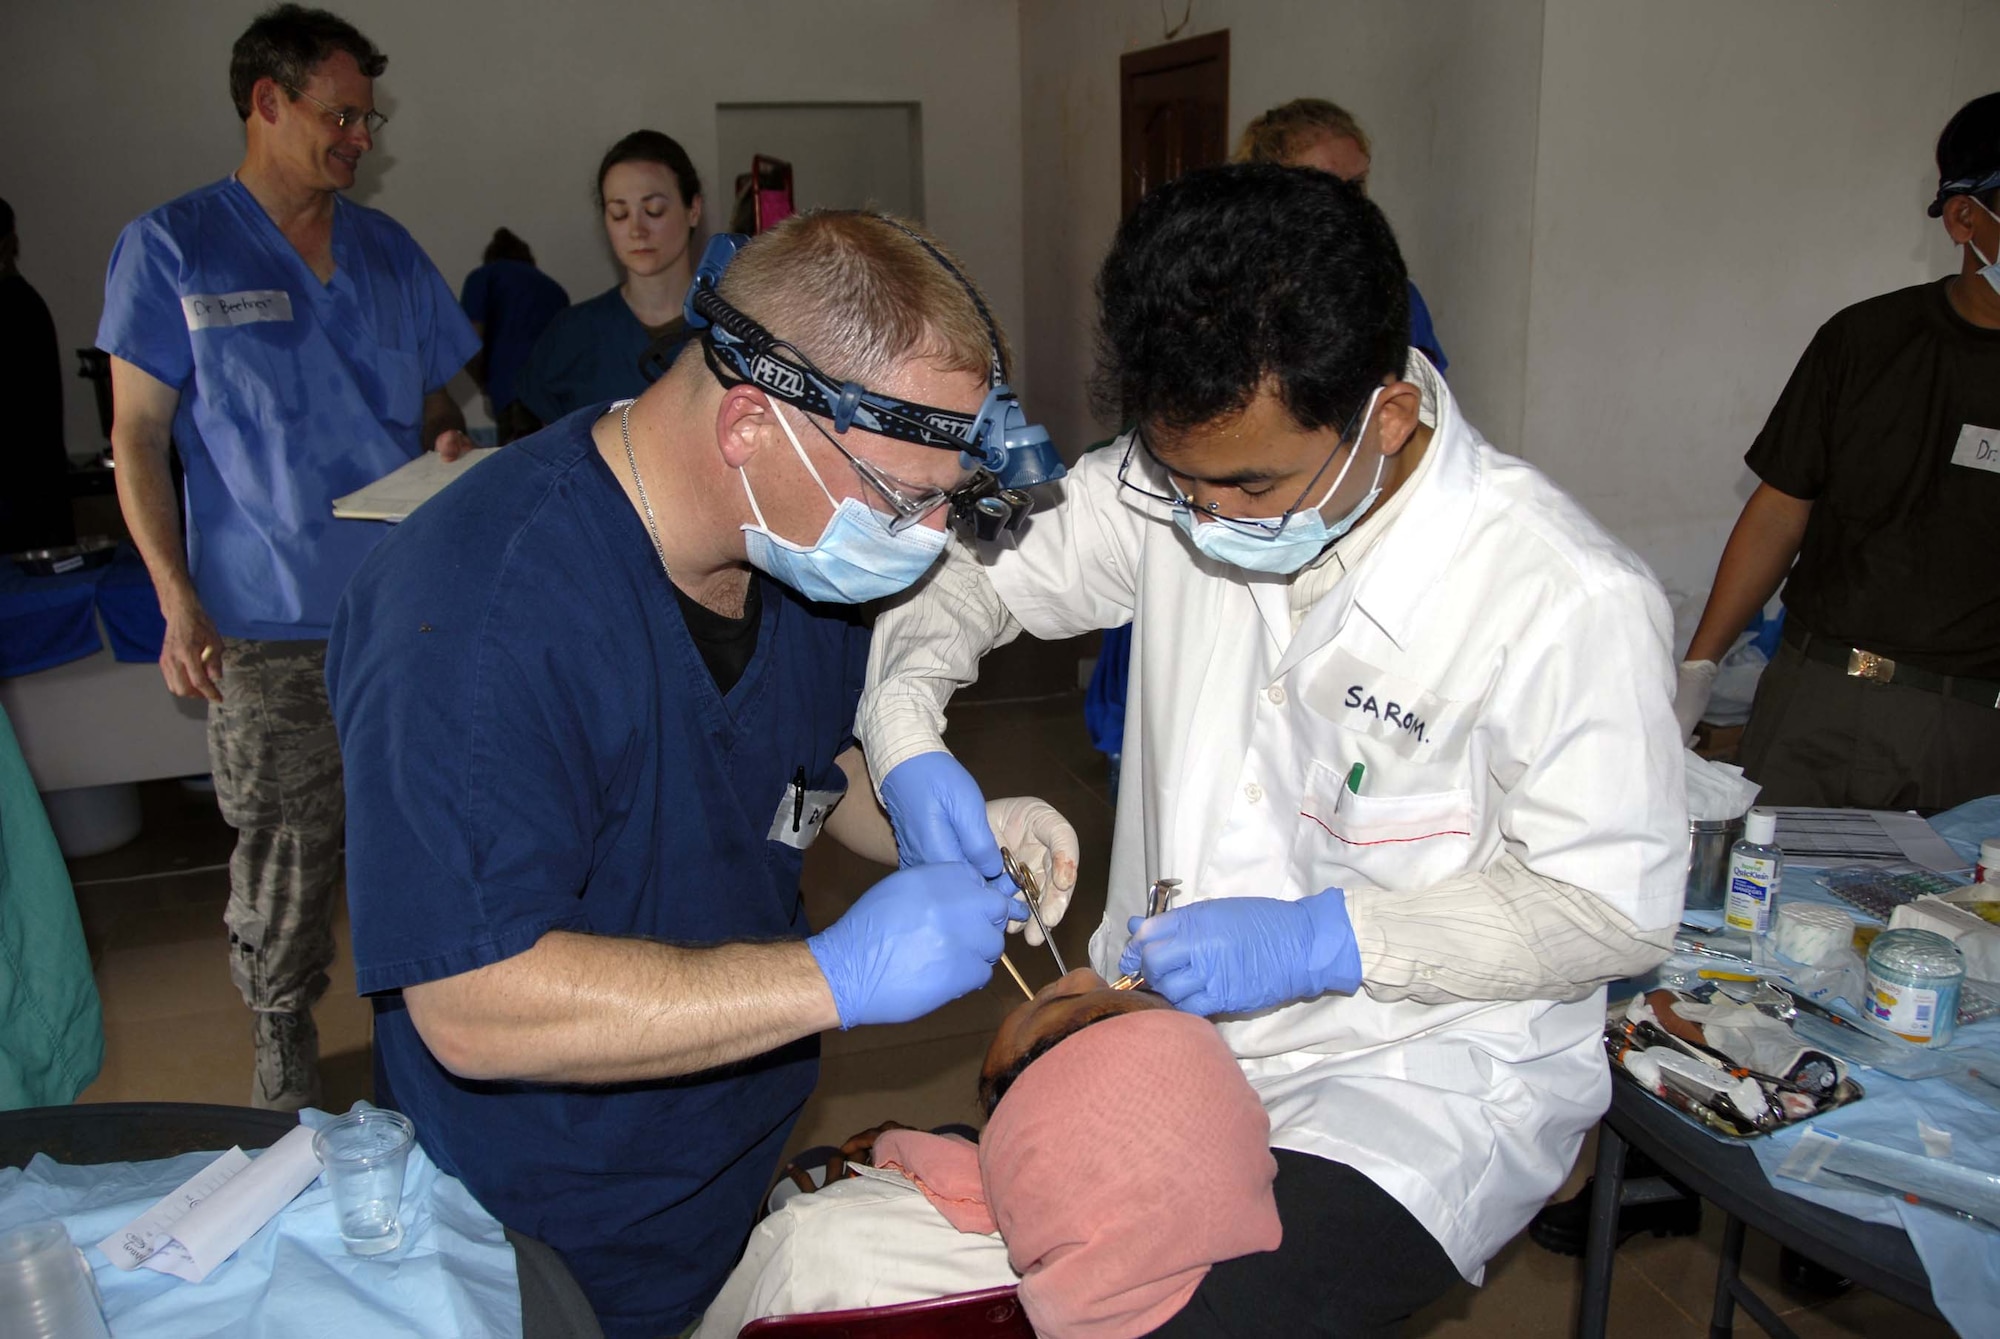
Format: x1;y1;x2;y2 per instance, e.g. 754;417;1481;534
717;211;1007;390
1233;98;1371;166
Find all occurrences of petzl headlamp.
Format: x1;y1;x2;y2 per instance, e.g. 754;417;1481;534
682;228;1066;520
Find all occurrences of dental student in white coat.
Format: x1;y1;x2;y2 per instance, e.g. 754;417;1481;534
860;164;1687;1334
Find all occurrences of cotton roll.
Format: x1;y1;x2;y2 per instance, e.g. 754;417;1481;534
1774;902;1855;965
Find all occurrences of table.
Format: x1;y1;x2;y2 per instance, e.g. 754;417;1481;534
0;1102;603;1339
0;546;209;792
1576;1078;1942;1338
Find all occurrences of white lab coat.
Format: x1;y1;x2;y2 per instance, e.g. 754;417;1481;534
944;357;1687;1279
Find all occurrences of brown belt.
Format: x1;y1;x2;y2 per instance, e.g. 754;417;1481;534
1783;622;2000;710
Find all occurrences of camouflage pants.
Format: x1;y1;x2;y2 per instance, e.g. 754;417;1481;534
208;638;343;1015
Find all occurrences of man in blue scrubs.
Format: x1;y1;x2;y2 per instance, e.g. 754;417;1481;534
98;5;478;1110
327;211;1063;1337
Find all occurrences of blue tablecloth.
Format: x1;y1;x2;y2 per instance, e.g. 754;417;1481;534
0;545;166;678
0;1106;522;1338
1734;798;2000;1335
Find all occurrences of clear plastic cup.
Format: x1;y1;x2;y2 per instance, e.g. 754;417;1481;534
0;1221;111;1339
312;1108;417;1256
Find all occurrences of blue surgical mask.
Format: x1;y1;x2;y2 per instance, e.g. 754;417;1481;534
1171;390;1387;576
1972;199;2000;298
740;410;949;603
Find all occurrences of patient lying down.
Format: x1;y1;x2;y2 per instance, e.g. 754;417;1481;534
693;970;1282;1339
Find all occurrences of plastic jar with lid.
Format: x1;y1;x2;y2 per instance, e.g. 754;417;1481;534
1978;838;1999;884
1865;928;1965;1048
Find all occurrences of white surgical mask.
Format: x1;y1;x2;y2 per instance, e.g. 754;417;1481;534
1971;198;2000;299
1171;388;1387;576
740;410;948;604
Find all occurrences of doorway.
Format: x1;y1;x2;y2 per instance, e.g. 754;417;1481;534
1119;30;1230;218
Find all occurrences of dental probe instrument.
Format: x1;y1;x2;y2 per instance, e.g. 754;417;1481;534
1111;878;1183;990
1000;847;1068;975
997;953;1034;1000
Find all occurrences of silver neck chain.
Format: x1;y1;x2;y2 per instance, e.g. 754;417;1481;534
618;400;671;579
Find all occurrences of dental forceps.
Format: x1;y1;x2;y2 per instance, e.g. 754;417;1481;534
1000;846;1067;976
1111;878;1182;990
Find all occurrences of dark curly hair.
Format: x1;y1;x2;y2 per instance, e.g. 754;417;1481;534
1092;162;1410;435
230;6;386;121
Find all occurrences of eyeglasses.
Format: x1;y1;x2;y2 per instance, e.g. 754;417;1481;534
285;86;388;135
1114;396;1371;539
791;407;994;534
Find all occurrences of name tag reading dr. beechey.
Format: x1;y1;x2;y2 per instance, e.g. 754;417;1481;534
182;290;294;330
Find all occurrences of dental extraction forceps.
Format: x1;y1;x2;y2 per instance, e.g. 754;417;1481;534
1000;846;1067;976
1111;878;1182;990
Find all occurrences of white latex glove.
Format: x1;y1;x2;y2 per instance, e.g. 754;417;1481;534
1674;659;1719;744
985;797;1080;947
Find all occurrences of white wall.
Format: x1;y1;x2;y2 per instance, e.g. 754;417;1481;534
1017;0;1545;458
1524;0;1997;603
716;104;925;222
0;0;1022;448
1016;0;1999;627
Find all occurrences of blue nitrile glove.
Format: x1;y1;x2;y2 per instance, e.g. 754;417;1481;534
808;861;1028;1028
878;751;1005;880
1116;889;1362;1017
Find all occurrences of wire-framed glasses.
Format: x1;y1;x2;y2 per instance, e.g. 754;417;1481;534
1114;402;1366;539
794;408;993;534
286;86;389;135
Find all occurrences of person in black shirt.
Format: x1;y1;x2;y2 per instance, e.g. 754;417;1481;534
0;197;76;553
1676;92;2000;810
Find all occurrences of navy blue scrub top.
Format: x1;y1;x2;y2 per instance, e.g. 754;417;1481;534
1408;278;1448;375
459;258;569;410
514;285;682;427
326;404;870;1337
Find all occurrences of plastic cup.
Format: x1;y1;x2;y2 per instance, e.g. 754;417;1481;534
313;1109;417;1257
0;1221;111;1339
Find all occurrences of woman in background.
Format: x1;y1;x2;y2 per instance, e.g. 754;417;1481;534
511;130;702;436
460;228;568;440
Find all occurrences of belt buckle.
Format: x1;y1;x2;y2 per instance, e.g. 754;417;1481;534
1846;648;1895;683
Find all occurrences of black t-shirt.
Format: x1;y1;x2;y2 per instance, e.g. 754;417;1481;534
0;271;75;551
1747;278;2000;677
676;576;763;694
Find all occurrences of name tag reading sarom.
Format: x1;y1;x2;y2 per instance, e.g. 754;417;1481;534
182;290;294;330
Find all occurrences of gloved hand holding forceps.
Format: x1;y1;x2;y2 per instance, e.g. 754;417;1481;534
879;751;1081;946
1118;888;1364;1018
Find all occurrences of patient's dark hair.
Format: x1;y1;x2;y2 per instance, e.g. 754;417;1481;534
1091;161;1409;436
978;1011;1121;1118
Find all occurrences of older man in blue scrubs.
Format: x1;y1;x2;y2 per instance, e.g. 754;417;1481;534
99;4;478;1110
327;210;1074;1338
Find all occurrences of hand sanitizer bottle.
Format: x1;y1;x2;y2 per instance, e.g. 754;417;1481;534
1724;808;1782;937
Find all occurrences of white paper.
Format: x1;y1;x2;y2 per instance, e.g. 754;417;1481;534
1770;806;1968;872
98;1147;251;1269
331;448;497;522
99;1124;323;1283
1684;749;1761;821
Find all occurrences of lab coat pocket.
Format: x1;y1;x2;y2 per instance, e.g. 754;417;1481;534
1294;760;1475;892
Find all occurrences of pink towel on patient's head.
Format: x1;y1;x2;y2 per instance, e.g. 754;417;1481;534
874;1009;1281;1339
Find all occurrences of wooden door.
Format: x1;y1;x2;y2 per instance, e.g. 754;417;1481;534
1120;31;1230;219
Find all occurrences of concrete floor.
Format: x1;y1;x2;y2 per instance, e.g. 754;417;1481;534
64;692;1947;1336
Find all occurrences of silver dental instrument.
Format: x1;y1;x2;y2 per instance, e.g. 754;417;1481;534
1000;847;1067;976
1111;878;1182;991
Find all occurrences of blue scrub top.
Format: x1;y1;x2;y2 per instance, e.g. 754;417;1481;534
326;405;870;1338
97;178;479;640
513;286;682;427
1408;278;1448;375
459;258;569;410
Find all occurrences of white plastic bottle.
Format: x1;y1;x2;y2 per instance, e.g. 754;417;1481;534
1724;808;1783;937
